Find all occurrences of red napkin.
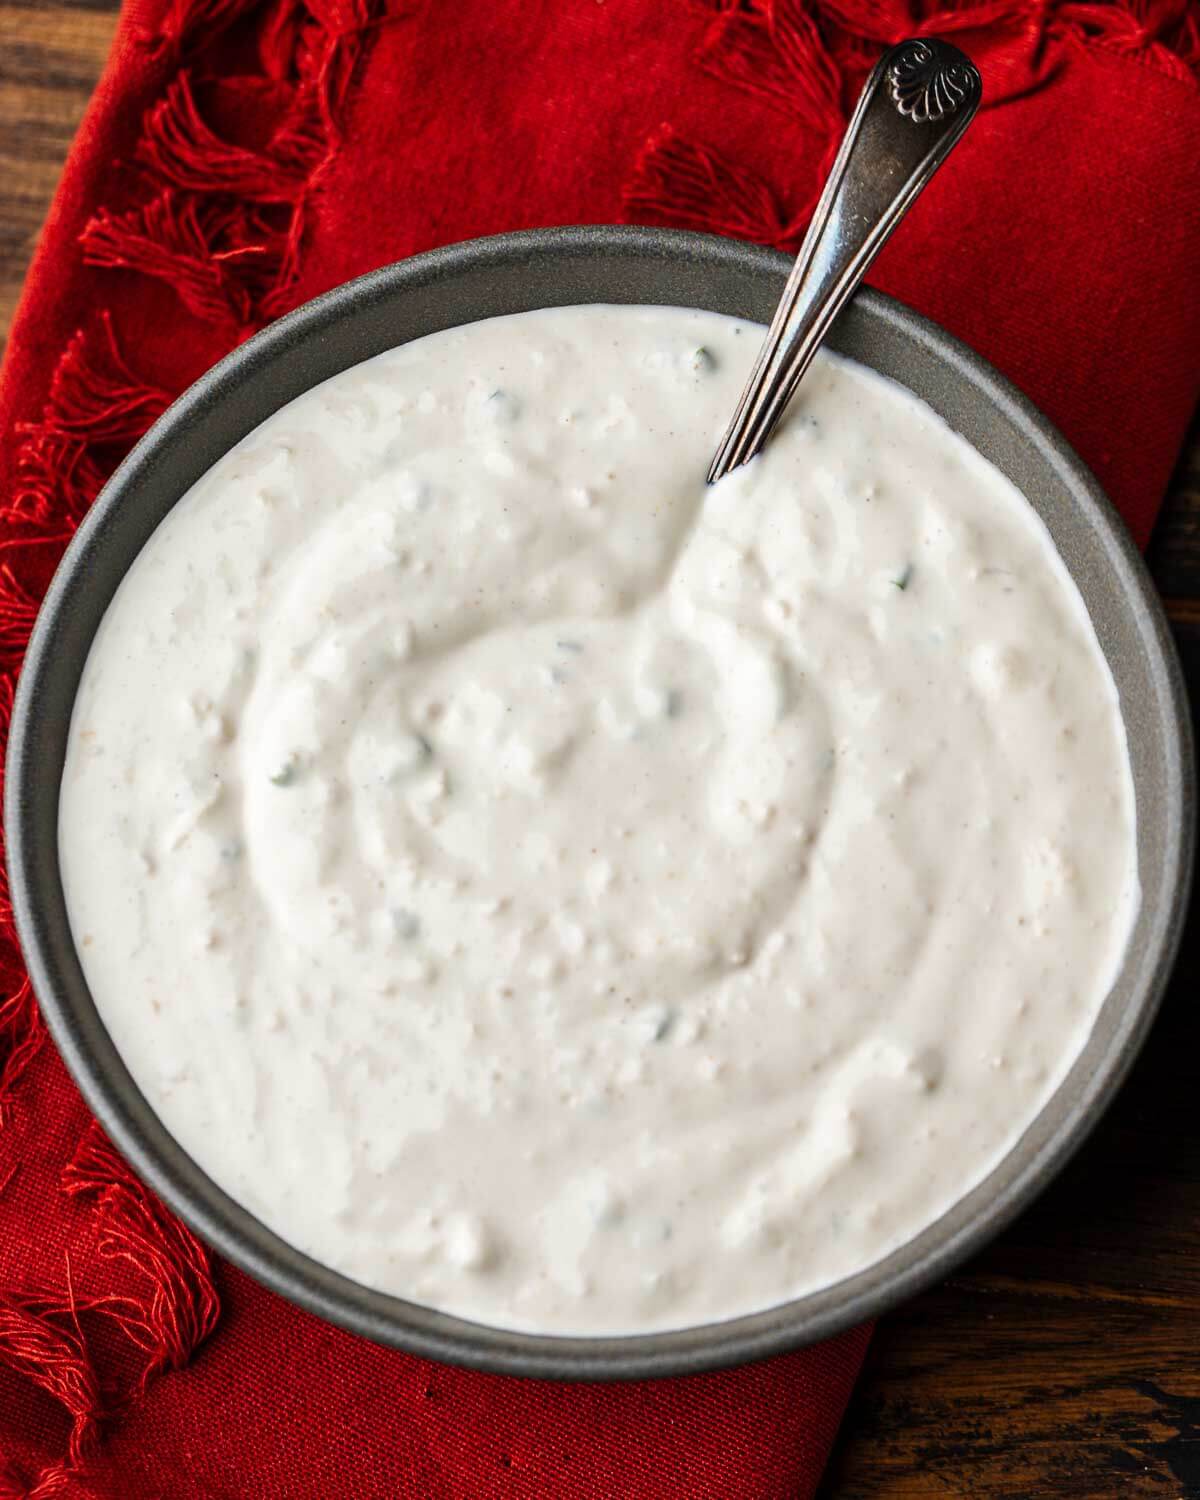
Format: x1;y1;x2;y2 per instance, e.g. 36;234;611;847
1;1;1198;1494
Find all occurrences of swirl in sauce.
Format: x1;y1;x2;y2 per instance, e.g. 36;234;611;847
60;306;1138;1333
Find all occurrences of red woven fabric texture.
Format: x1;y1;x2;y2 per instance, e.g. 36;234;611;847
1;0;1199;1494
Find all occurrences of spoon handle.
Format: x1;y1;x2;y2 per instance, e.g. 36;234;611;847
708;38;982;484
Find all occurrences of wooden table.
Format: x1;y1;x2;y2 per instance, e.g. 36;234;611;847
2;8;1198;1494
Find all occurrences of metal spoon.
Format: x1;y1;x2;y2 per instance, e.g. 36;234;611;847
708;38;982;484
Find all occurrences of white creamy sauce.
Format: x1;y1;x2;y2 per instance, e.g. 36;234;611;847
60;306;1138;1334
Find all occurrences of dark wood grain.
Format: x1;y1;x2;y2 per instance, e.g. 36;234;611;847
0;0;116;348
2;8;1199;1495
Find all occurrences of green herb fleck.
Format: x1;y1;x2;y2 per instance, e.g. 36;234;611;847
393;909;421;941
690;346;716;374
892;564;914;592
389;733;435;786
486;389;522;421
270;760;298;787
651;1007;677;1042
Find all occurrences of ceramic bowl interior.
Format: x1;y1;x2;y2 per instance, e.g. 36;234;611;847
6;227;1193;1379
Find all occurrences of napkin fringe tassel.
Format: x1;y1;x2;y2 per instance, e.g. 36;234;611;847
5;315;172;535
0;975;44;1124
0;1125;220;1494
0;654;47;1117
82;191;287;333
624;126;797;247
62;1120;221;1395
138;71;320;204
0;1287;104;1496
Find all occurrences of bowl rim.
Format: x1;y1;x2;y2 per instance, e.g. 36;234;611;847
5;224;1194;1380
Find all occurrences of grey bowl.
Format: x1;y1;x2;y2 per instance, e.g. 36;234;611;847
5;226;1194;1380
